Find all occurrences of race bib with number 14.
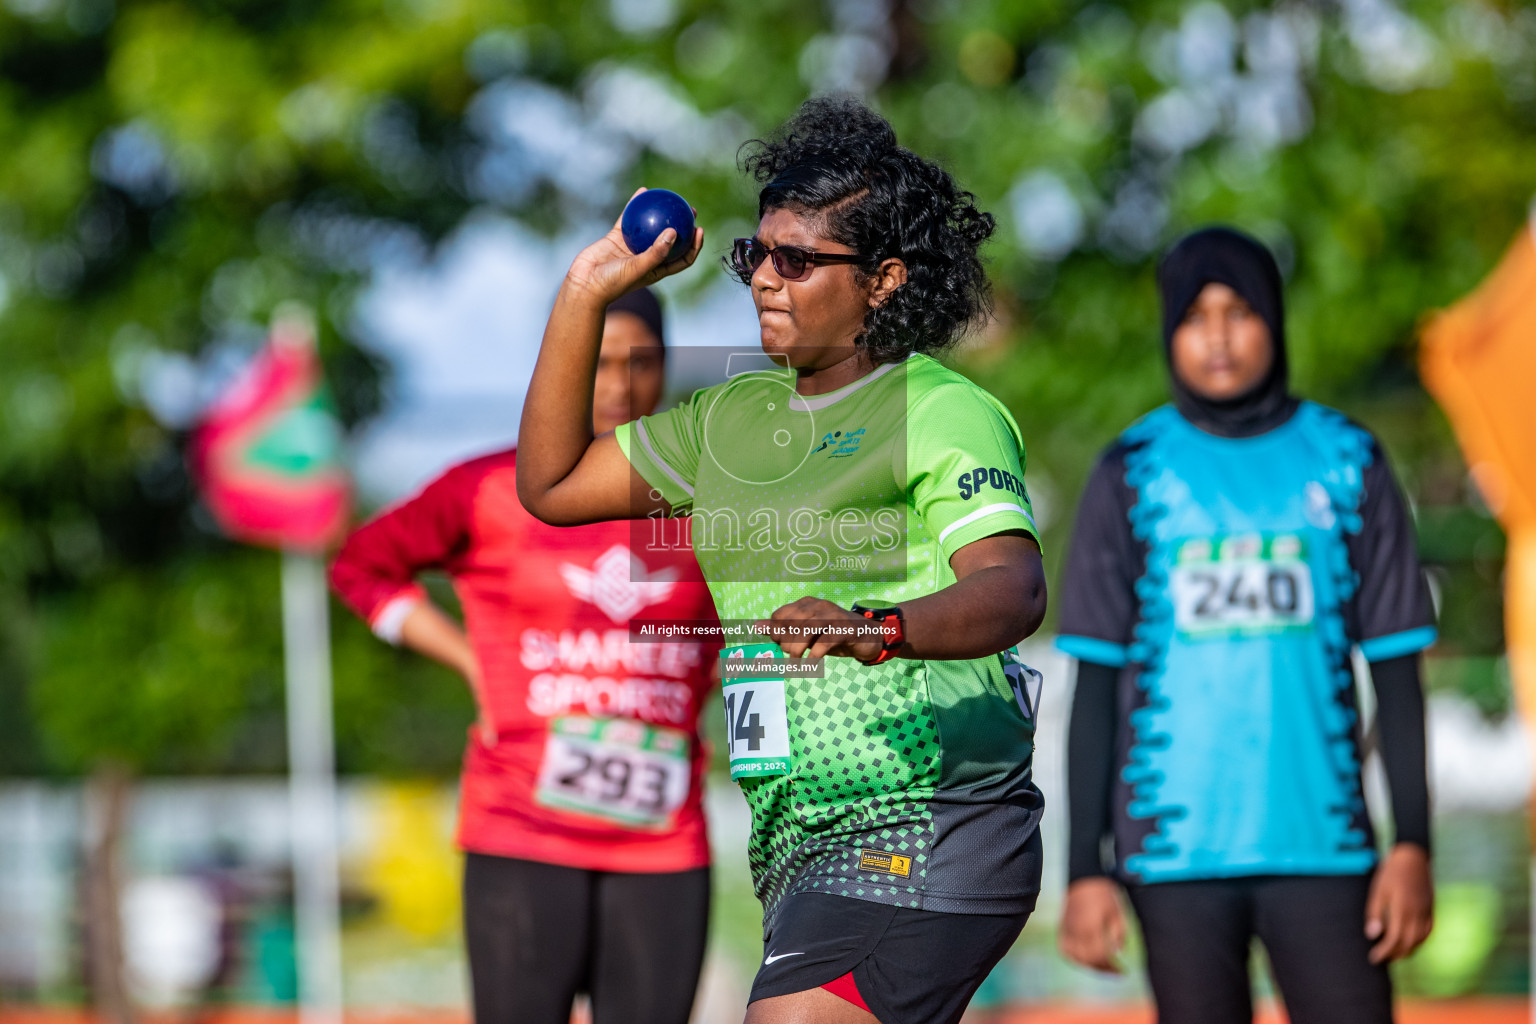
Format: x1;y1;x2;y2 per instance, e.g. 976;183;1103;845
721;642;793;779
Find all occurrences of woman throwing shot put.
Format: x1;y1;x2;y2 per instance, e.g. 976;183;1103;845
518;98;1049;1024
329;288;718;1024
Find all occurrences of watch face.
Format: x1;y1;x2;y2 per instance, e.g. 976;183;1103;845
854;605;902;647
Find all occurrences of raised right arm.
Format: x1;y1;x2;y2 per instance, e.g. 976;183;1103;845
516;192;704;525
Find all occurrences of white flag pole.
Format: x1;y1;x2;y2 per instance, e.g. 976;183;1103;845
282;550;345;1024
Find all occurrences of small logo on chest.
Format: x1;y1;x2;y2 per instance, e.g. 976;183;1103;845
1304;481;1336;529
814;427;865;457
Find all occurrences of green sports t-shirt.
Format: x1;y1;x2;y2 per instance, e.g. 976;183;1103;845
617;353;1045;922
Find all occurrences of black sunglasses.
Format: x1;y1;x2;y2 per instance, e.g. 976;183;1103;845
729;237;863;284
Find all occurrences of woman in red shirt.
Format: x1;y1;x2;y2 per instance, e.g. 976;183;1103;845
330;288;718;1024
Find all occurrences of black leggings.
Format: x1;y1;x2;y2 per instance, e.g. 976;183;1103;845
462;853;710;1024
1127;873;1393;1024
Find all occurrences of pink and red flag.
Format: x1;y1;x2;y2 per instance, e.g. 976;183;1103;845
190;311;350;552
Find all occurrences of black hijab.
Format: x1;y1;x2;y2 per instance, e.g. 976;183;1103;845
607;286;666;348
1157;227;1297;438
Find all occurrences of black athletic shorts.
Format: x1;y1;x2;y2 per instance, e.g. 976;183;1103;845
462;852;710;1024
1127;872;1393;1024
748;891;1035;1024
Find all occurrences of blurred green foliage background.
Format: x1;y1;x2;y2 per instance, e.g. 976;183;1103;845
0;0;1530;777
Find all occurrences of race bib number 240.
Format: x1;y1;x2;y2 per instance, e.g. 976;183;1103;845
1171;533;1315;637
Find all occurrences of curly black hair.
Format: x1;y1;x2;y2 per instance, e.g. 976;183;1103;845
735;96;996;364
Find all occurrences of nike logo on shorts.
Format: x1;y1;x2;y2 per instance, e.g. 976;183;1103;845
764;951;804;965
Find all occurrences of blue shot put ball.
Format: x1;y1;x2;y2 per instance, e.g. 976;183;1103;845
621;189;695;262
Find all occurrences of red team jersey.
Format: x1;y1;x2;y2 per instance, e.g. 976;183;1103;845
329;449;719;873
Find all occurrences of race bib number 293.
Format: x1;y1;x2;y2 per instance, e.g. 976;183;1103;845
535;716;691;827
1171;533;1315;637
721;643;793;779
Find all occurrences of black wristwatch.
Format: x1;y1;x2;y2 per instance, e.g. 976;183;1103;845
851;604;905;665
